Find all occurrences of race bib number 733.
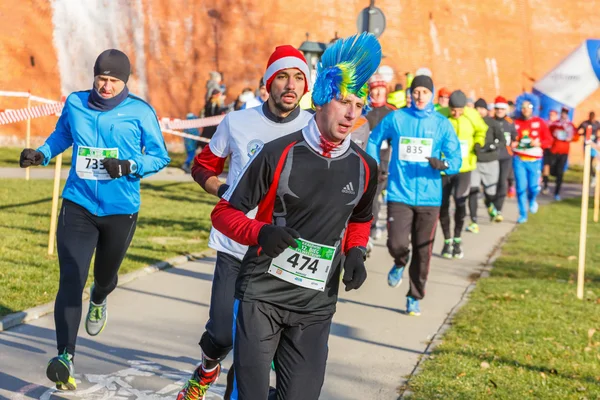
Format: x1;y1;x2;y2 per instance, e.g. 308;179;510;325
268;238;336;292
76;146;119;180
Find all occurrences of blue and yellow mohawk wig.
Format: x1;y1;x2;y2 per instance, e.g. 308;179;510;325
515;92;541;119
312;33;382;115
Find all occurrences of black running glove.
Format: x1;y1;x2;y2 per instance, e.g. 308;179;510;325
343;247;368;291
101;158;131;179
426;157;448;171
257;225;300;258
19;149;44;168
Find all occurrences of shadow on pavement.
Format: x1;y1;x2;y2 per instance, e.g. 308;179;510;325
338;297;402;314
164;259;217;282
0;370;44;398
319;361;403;400
119;286;210;308
3;324;198;374
0;337;46;354
330;322;423;355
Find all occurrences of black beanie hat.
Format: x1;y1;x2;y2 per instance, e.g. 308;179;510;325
410;75;434;93
449;90;467;108
94;49;131;83
474;98;487;109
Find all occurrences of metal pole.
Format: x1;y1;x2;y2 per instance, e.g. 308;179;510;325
367;0;375;34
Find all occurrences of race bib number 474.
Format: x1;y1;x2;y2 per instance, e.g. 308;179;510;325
399;137;433;162
268;238;336;292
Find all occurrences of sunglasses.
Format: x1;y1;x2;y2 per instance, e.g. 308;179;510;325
522;104;534;109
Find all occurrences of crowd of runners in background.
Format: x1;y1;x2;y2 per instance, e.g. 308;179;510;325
180;63;598;331
184;66;598;246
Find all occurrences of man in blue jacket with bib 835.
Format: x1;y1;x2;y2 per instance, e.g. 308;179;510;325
366;75;461;316
19;49;170;391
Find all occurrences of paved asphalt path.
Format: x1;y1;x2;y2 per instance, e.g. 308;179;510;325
0;181;582;399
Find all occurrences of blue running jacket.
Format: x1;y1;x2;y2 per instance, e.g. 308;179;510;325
367;100;462;207
37;91;170;216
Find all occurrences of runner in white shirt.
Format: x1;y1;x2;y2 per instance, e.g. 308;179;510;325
177;45;312;400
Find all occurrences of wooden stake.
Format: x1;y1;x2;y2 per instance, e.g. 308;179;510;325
25;95;31;181
594;162;600;223
577;142;592;299
47;154;63;255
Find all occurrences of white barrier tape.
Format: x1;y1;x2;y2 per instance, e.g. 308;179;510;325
162;128;211;143
0;103;64;125
160;115;224;130
0;91;61;104
0;91;31;98
29;95;62;104
0;94;223;130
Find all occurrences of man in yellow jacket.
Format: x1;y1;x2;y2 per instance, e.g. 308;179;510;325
437;90;487;259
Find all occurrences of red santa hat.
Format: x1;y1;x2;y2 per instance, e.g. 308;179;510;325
263;45;311;95
494;95;509;109
438;87;451;98
369;74;387;90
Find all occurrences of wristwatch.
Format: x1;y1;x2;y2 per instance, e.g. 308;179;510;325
129;160;138;174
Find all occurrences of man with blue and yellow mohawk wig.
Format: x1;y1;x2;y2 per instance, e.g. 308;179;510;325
209;33;382;399
312;33;380;115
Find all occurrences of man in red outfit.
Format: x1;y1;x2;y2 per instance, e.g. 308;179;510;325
512;96;553;223
544;107;578;200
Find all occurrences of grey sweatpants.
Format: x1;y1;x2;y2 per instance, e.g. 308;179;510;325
470;161;500;196
469;161;500;222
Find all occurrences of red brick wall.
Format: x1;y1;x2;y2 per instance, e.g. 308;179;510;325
0;0;60;146
1;0;599;159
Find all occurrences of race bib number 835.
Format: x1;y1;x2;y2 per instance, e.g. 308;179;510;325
399;137;433;162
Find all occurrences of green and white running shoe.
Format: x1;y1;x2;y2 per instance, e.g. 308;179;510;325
46;351;76;391
85;288;107;336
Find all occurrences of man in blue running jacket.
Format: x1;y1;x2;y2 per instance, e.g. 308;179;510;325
366;75;462;316
19;49;170;391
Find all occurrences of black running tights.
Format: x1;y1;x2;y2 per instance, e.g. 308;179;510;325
55;200;137;357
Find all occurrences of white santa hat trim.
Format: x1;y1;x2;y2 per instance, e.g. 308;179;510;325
263;56;311;91
495;102;509;109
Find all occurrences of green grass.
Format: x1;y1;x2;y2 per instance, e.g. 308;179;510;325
0;146;73;167
0;178;217;317
407;198;600;399
564;164;584;184
0;146;188;169
166;151;187;168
